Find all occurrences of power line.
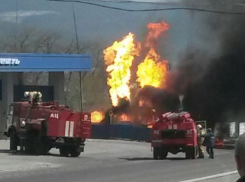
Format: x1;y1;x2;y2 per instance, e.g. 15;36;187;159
74;0;210;5
47;0;245;15
48;0;245;5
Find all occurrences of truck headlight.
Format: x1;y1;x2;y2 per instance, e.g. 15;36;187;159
20;121;26;127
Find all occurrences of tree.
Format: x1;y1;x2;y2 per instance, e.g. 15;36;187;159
0;27;111;112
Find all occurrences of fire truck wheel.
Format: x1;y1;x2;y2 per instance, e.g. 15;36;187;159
153;147;160;159
24;138;34;154
191;146;198;159
69;146;81;157
10;132;18;152
59;147;69;157
185;146;197;159
159;149;168;159
34;137;50;155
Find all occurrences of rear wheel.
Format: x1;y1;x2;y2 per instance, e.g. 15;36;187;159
59;147;69;157
69;146;81;157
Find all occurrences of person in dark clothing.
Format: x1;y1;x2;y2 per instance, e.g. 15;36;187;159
201;128;215;159
235;133;245;182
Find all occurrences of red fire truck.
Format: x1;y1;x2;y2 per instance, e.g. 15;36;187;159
4;91;91;157
151;112;198;159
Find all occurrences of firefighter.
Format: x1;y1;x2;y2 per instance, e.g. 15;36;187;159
197;124;205;158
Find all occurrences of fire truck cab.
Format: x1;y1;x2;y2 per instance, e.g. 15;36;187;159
151;112;198;159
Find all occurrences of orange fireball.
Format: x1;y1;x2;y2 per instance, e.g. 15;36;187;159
120;113;131;121
147;125;153;129
91;111;104;123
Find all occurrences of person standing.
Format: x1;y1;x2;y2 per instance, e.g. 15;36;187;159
197;124;205;158
202;128;215;159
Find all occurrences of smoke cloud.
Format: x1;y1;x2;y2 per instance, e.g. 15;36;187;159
167;1;245;127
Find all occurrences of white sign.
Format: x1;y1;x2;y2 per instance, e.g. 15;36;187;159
0;58;20;66
50;113;59;119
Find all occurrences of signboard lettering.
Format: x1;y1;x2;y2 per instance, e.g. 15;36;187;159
0;58;20;66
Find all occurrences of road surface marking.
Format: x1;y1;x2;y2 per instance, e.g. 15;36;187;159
179;171;237;182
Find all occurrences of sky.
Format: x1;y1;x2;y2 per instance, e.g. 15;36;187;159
0;0;222;65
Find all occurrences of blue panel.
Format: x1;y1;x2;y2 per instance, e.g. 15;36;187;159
91;124;151;142
0;53;92;72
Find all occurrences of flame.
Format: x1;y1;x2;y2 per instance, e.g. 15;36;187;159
137;21;169;89
147;125;153;129
139;100;144;107
120;113;131;121
146;21;169;47
137;53;168;88
103;33;140;106
91;111;104;123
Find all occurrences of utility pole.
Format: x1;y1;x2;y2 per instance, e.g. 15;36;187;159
15;0;18;50
72;2;84;111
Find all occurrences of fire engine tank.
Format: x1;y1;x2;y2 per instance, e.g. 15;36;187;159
151;112;198;159
4;91;91;157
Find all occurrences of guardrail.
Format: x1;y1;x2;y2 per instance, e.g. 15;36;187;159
91;124;151;142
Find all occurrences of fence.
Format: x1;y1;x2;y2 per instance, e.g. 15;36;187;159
91;124;152;142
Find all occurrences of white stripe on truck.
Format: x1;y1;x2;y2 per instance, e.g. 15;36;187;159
65;121;69;137
69;121;74;137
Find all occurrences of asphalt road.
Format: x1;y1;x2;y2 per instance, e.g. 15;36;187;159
0;139;239;182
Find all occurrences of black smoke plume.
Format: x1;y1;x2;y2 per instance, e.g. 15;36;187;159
133;86;180;115
101;87;180;125
167;2;245;128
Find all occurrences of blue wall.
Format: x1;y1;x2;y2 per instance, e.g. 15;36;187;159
91;124;152;142
0;53;92;72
